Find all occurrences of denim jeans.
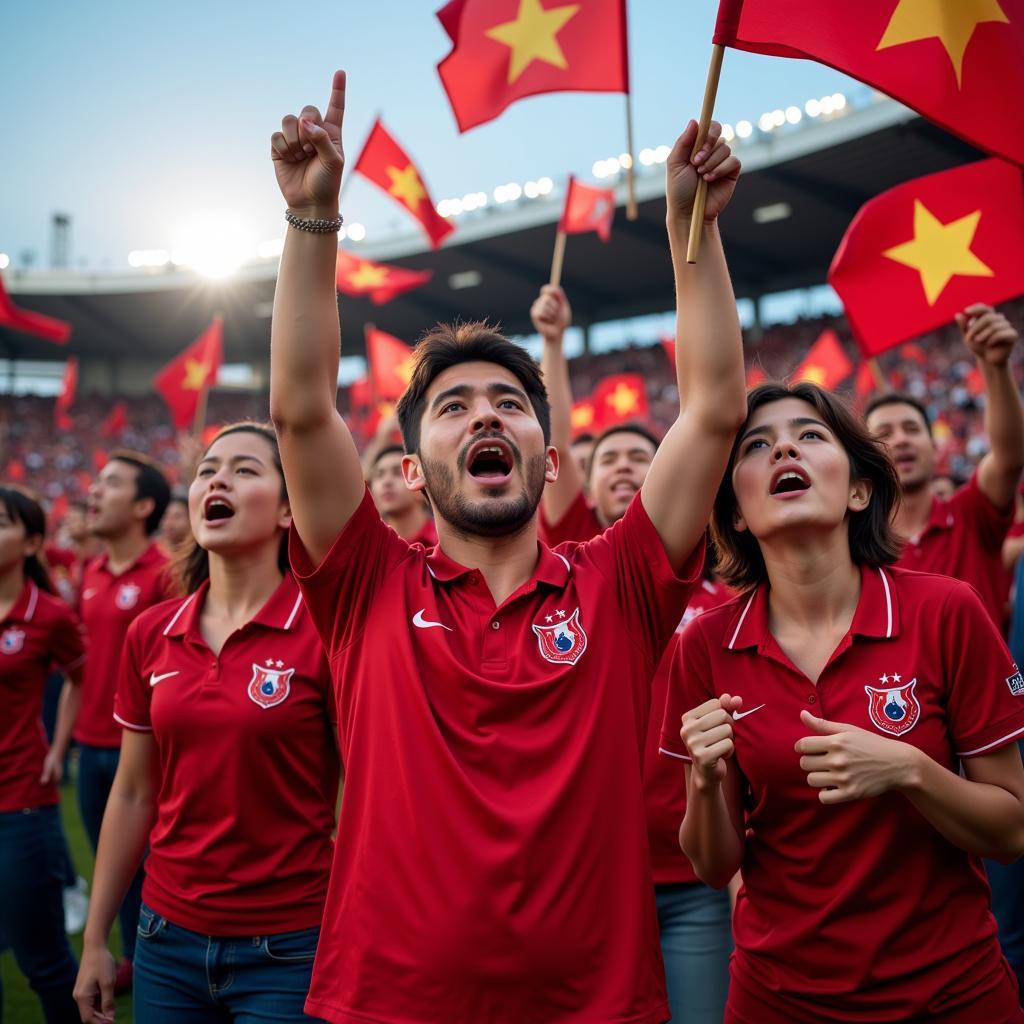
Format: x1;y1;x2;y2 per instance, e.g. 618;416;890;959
132;903;326;1022
0;805;80;1024
76;743;144;960
656;881;733;1024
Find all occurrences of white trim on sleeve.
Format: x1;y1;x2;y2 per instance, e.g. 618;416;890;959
113;712;152;733
957;723;1024;758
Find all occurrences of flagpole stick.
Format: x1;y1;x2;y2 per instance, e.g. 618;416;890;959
550;231;567;288
686;43;726;265
867;357;889;393
624;92;638;221
364;321;378;407
192;385;209;439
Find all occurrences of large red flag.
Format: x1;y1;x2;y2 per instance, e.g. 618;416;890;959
153;316;224;430
0;275;71;344
570;396;599;435
366;328;416;401
792;329;853;389
100;401;128;439
54;357;77;430
593;373;648;426
436;0;629;132
335;250;432;305
353;121;455;248
828;159;1024;357
558;176;616;241
713;0;1024;168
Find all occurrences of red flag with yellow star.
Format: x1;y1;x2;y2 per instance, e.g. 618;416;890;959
570;396;599;435
366;328;416;401
713;0;1024;167
335;250;433;306
0;274;72;344
153;316;223;430
828;159;1024;357
593;373;648;426
353;121;455;249
559;176;616;241
436;0;629;133
792;329;853;389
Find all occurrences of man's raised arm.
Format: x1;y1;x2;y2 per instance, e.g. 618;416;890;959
269;70;366;567
641;119;747;571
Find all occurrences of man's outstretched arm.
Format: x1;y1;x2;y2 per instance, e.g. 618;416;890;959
269;70;366;567
641;119;747;571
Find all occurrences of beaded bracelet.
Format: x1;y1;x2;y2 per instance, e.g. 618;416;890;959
284;209;344;233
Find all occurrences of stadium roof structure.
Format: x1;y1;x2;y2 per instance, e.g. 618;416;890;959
4;98;982;369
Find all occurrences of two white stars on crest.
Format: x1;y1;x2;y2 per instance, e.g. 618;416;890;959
265;658;285;668
879;672;902;684
544;609;567;624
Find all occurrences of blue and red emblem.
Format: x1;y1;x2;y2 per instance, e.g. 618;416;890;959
247;661;294;709
1;627;26;655
532;608;588;666
864;676;921;737
116;583;141;610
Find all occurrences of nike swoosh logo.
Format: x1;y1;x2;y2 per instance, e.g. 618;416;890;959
733;704;766;721
412;609;452;632
82;588;98;600
149;671;180;687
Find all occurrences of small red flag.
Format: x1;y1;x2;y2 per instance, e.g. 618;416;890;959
366;328;415;401
49;494;69;526
854;361;876;400
353;120;455;249
660;336;676;366
99;402;128;439
793;330;853;390
570;396;599;435
0;275;72;344
6;459;26;482
92;449;108;472
55;357;78;430
593;373;648;426
746;365;767;389
349;376;372;413
436;0;629;133
153;316;224;431
335;250;432;305
558;176;615;241
828;159;1024;358
899;342;928;365
713;0;1024;167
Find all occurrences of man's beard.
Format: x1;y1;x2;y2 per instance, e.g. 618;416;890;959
420;444;547;539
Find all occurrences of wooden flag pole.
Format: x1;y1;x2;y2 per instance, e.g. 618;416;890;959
364;321;378;406
867;357;889;393
686;43;726;264
550;230;567;288
624;92;638;221
193;385;210;439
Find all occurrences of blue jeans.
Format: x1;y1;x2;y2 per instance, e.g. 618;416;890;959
656;882;733;1024
76;743;144;960
133;903;326;1022
0;805;80;1023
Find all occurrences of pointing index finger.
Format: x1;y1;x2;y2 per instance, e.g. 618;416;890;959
324;69;346;132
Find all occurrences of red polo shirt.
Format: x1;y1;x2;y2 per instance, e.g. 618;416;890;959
291;488;701;1024
539;488;602;546
896;472;1012;629
661;565;1024;1022
76;542;173;747
1;581;86;812
408;517;437;547
113;574;339;935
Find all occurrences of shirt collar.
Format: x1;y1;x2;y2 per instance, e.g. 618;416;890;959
95;540;166;576
163;573;305;638
724;563;900;652
425;542;571;589
4;581;40;624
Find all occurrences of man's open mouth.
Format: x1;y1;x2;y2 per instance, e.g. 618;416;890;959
467;441;514;482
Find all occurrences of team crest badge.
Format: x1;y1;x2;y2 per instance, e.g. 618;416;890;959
864;675;921;737
532;608;588;666
1;627;26;654
247;661;294;709
116;583;141;610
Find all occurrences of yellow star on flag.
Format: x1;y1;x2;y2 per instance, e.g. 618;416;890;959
349;263;390;289
798;365;828;387
606;382;639;418
386;164;427;212
396;356;416;387
877;0;1009;88
883;199;994;305
183;359;210;391
486;0;581;84
571;404;595;430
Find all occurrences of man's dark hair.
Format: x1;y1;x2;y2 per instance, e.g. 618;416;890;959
587;423;661;479
371;444;406;468
712;382;902;591
571;432;595;446
108;450;171;536
864;392;933;438
168;489;188;509
396;321;550;454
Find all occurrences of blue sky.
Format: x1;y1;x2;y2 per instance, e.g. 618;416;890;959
0;1;856;272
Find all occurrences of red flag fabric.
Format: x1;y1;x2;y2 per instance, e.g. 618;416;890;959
335;250;432;305
660;336;675;367
0;275;72;344
54;357;77;430
899;342;928;365
793;329;853;390
366;328;416;401
6;459;26;482
436;0;629;132
49;494;69;526
349;376;372;413
558;176;615;241
354;121;455;248
570;396;599;435
99;402;128;439
92;449;108;472
828;159;1024;358
854;361;876;399
746;365;767;389
153;316;224;431
593;373;648;426
713;0;1024;168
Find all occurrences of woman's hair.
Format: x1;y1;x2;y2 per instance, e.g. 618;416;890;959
711;382;902;591
0;485;56;594
173;423;290;595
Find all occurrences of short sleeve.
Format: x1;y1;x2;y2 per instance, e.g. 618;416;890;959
942;581;1024;757
288;487;414;660
572;494;703;666
50;606;86;684
113;617;153;732
953;473;1014;555
660;618;716;760
539;489;602;546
